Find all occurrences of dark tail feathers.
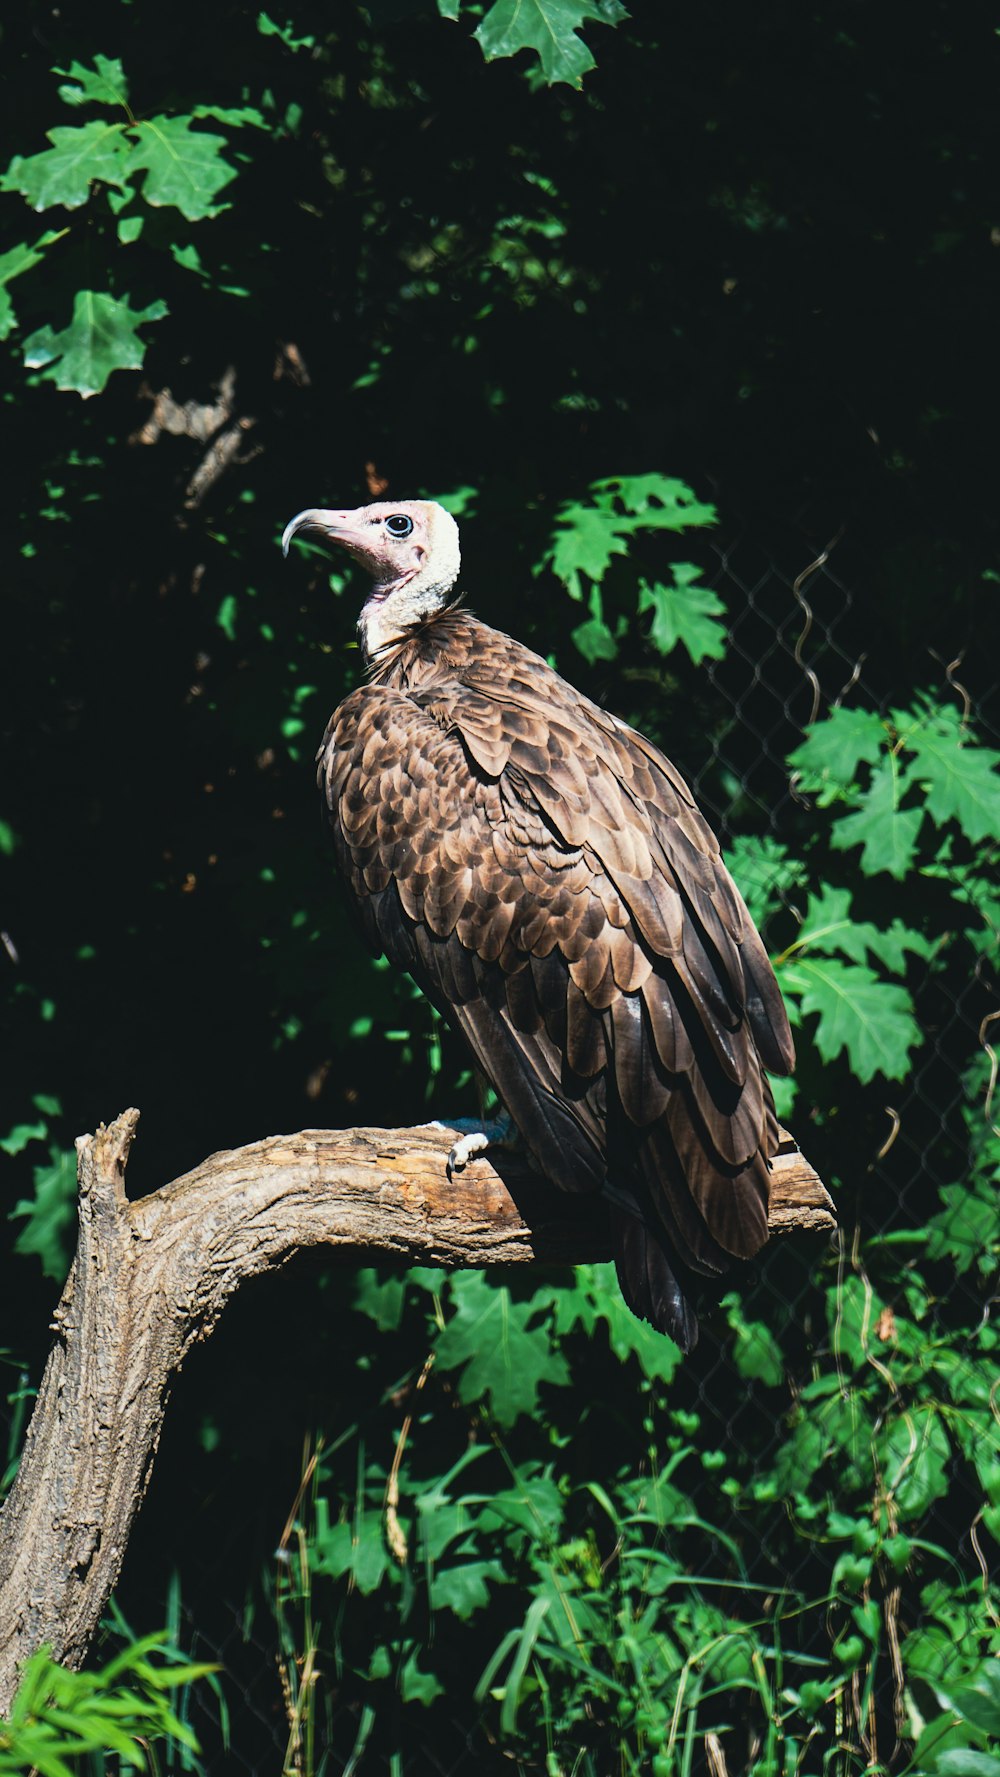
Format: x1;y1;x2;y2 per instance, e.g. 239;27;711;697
609;1201;699;1352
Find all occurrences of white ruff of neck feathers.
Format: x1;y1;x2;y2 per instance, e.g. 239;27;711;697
358;506;462;663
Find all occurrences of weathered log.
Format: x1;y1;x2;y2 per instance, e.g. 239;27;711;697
0;1111;833;1713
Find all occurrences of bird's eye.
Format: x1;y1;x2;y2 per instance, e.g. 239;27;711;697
385;513;414;538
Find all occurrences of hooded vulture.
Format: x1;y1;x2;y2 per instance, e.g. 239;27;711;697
282;498;796;1351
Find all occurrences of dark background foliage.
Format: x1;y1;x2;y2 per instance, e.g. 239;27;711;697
1;3;998;1773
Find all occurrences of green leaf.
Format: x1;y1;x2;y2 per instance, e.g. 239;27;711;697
725;834;806;929
926;1174;1000;1274
569;585;619;663
935;1756;1000;1777
0;232;64;340
474;0;627;86
497;1595;551;1732
879;1409;951;1519
1;121;128;211
724;1294;785;1385
787;707;888;801
937;1663;1000;1738
601;472;716;527
430;1559;505;1618
312;1506;390;1593
896;700;1000;844
10;1146;77;1281
434;1273;570;1427
544;473;714;597
791;883;932;972
55;56;130;109
256;13;317;53
777;955;920;1082
0;1120;48;1156
127;117;239;220
637;566;727;664
830;756;923;878
23;290;168;397
551;1264;682;1382
768;1072;798;1120
190;104;266;128
925;851;1000;959
474;1464;566;1547
546;501;631;597
570;614;618;663
398;1649;445;1706
353;1267;406;1331
827;1275;886;1369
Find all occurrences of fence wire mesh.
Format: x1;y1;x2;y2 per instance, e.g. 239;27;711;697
10;533;999;1776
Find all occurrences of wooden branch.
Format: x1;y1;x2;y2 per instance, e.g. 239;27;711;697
0;1112;833;1714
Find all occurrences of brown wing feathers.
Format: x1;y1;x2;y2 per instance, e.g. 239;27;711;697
319;608;794;1350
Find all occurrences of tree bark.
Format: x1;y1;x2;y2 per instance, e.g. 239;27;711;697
0;1111;833;1714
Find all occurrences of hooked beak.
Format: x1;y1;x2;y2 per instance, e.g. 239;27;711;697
281;508;364;558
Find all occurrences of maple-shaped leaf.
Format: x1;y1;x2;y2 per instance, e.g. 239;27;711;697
544;472;712;597
776;955;920;1083
127;116;238;220
1;120;129;211
55;55;130;109
788;883;867;961
0;232;62;340
475;0;627;87
894;699;1000;845
536;1265;682;1381
830;755;923;879
926;1174;1000;1275
428;1559;506;1620
434;1272;569;1427
544;497;631;597
598;472;716;529
792;883;931;970
23;289;168;397
787;706;887;804
638;565;727;664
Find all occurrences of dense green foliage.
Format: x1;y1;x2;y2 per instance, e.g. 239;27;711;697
1;3;998;1772
0;1633;218;1774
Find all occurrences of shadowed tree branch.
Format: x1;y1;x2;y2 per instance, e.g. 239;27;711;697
0;1110;833;1713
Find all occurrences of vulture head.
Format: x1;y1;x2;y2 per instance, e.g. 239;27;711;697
282;499;461;659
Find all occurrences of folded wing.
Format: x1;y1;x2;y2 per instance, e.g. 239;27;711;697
319;636;794;1350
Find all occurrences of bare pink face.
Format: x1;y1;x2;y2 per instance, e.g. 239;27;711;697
282;501;435;588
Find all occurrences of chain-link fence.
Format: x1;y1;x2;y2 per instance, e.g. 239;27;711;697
14;533;1000;1776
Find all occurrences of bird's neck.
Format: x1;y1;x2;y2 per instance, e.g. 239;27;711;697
358;573;458;665
363;600;475;685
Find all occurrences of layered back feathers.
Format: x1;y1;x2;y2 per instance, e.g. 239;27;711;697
317;604;795;1350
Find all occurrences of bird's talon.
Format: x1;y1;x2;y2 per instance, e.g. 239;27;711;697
446;1130;492;1178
